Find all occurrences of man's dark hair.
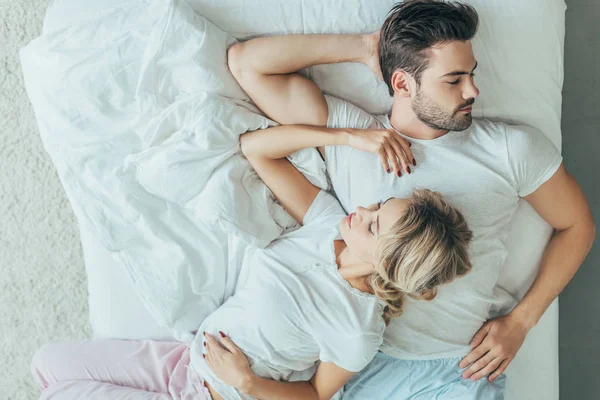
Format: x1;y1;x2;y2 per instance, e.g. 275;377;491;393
380;0;479;96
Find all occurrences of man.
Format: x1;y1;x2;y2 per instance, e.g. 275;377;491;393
227;0;595;398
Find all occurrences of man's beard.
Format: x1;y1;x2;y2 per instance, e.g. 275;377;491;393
412;87;474;132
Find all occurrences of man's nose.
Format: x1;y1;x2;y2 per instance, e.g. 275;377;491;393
463;78;480;100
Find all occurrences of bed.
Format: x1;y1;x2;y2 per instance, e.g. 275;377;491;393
30;0;565;398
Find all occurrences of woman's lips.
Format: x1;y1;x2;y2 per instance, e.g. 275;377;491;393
348;213;353;228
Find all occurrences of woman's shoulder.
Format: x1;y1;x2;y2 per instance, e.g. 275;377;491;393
322;271;386;329
312;289;385;372
302;190;346;226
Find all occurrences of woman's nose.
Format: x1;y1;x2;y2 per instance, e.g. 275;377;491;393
355;206;369;220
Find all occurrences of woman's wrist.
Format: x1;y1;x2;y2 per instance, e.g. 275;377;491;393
319;126;353;146
237;372;257;395
337;128;354;146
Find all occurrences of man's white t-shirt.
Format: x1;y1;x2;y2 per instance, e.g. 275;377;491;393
191;190;386;399
323;95;563;360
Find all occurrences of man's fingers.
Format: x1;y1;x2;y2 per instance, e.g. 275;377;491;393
462;351;493;378
470;322;491;348
463;352;502;379
459;344;489;369
469;355;502;381
489;359;510;382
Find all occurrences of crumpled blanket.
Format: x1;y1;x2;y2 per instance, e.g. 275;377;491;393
20;0;329;339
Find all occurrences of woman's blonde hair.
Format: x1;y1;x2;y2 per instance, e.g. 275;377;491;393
369;189;473;325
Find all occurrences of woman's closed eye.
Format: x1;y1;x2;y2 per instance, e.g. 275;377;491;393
369;201;383;235
369;223;375;235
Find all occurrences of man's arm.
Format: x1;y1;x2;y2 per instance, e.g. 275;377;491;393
226;33;381;127
511;164;595;328
460;163;596;381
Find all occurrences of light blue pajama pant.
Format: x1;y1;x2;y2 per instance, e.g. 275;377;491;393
342;352;506;400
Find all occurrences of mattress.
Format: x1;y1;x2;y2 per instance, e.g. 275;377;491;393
40;0;565;399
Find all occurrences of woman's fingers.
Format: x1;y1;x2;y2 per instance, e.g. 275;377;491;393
367;130;415;176
204;332;225;359
219;332;241;355
395;135;415;169
378;150;391;174
383;144;401;177
389;138;410;174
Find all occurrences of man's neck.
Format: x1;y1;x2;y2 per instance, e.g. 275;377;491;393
389;103;449;140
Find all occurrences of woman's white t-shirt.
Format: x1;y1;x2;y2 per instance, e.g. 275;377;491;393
190;190;386;400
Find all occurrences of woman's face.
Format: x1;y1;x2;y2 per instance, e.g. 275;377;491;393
339;197;410;264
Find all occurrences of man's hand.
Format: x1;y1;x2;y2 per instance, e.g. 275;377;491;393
459;313;530;382
362;31;383;81
347;128;415;176
204;331;255;393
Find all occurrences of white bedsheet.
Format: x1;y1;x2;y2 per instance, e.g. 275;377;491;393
29;0;565;398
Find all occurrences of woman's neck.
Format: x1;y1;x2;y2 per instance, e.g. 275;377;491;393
334;240;374;293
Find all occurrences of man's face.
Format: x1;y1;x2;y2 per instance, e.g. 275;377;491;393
411;40;479;132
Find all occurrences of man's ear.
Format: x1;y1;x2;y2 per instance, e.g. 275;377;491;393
391;69;414;98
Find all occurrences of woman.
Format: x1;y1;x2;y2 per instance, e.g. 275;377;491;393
31;124;473;400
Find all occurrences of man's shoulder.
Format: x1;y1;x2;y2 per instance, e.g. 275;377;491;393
471;117;508;133
471;118;548;144
466;118;510;145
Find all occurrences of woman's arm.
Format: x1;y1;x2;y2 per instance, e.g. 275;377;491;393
204;332;356;400
240;125;348;225
240;125;349;160
240;125;412;224
243;361;356;400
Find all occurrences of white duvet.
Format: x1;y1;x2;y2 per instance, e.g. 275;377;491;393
21;0;329;339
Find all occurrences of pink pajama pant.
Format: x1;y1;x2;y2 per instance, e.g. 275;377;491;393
31;340;212;399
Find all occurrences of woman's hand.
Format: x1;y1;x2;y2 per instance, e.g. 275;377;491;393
203;331;255;392
347;128;415;176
